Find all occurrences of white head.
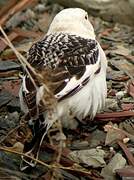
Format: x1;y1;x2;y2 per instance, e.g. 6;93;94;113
47;8;95;39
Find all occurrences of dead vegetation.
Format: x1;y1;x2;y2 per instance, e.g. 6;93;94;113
0;0;134;179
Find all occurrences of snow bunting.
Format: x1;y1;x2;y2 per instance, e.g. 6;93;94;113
19;8;107;170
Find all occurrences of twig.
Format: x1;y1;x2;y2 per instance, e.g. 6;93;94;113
0;146;51;168
0;27;38;90
0;146;93;177
0;70;19;78
118;140;134;166
0;31;18;52
0;26;50;94
95;111;134;119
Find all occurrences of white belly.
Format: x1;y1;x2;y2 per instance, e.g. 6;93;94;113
57;69;107;127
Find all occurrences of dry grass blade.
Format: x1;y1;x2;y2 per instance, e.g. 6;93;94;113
0;26;37;89
0;146;93;177
0;146;51;168
0;25;50;93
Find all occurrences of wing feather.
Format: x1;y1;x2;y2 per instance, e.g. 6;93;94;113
21;33;100;116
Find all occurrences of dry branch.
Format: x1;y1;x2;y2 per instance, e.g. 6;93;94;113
118;140;134;166
95;111;134;120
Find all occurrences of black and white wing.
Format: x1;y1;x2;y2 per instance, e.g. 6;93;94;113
26;33;100;98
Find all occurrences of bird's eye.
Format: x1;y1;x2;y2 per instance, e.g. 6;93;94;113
85;15;88;20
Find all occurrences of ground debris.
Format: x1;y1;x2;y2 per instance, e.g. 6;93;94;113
0;0;134;179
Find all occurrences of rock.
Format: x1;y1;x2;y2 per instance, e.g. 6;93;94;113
0;112;19;139
34;4;46;13
0;90;12;107
105;98;119;111
116;91;127;99
69;148;106;168
89;129;106;148
7;111;20;125
101;153;126;180
7;97;20;112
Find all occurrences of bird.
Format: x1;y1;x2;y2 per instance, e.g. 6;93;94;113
19;8;107;170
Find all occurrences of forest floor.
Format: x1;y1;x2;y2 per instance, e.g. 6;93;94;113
0;1;134;179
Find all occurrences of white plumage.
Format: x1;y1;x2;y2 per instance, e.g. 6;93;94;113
19;8;107;169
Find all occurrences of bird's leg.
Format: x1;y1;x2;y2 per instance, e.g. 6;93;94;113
20;115;47;171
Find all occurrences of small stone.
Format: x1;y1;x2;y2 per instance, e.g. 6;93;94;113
109;147;114;152
113;26;120;32
7;97;20;112
0;90;12;108
69;148;106;168
7;111;20;125
116;91;127;99
12;142;24;152
123;137;130;144
25;9;36;19
34;4;46;12
89;130;106;148
105;98;119;111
